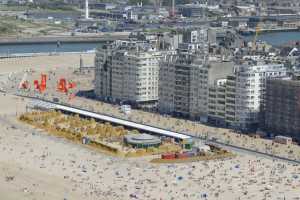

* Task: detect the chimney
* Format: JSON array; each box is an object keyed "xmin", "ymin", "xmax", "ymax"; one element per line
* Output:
[
  {"xmin": 85, "ymin": 0, "xmax": 89, "ymax": 19},
  {"xmin": 172, "ymin": 0, "xmax": 175, "ymax": 17}
]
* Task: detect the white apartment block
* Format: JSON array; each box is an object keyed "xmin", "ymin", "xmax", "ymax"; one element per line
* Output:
[
  {"xmin": 234, "ymin": 61, "xmax": 287, "ymax": 129},
  {"xmin": 208, "ymin": 59, "xmax": 288, "ymax": 130},
  {"xmin": 95, "ymin": 40, "xmax": 168, "ymax": 108}
]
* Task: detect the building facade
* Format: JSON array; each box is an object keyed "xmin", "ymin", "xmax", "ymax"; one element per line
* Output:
[
  {"xmin": 158, "ymin": 36, "xmax": 235, "ymax": 122},
  {"xmin": 206, "ymin": 58, "xmax": 288, "ymax": 130},
  {"xmin": 178, "ymin": 5, "xmax": 206, "ymax": 18},
  {"xmin": 158, "ymin": 43, "xmax": 208, "ymax": 120},
  {"xmin": 208, "ymin": 79, "xmax": 227, "ymax": 126},
  {"xmin": 234, "ymin": 61, "xmax": 287, "ymax": 130},
  {"xmin": 95, "ymin": 40, "xmax": 168, "ymax": 108},
  {"xmin": 265, "ymin": 78, "xmax": 300, "ymax": 141},
  {"xmin": 207, "ymin": 66, "xmax": 238, "ymax": 127},
  {"xmin": 182, "ymin": 29, "xmax": 208, "ymax": 44}
]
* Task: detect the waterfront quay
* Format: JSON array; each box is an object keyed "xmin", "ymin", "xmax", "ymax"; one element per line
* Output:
[{"xmin": 0, "ymin": 33, "xmax": 129, "ymax": 45}]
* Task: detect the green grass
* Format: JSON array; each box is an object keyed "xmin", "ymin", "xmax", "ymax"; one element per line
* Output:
[
  {"xmin": 0, "ymin": 5, "xmax": 29, "ymax": 11},
  {"xmin": 0, "ymin": 17, "xmax": 21, "ymax": 36},
  {"xmin": 0, "ymin": 15, "xmax": 71, "ymax": 36}
]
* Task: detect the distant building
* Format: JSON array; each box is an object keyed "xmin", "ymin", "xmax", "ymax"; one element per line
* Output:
[
  {"xmin": 178, "ymin": 4, "xmax": 206, "ymax": 18},
  {"xmin": 0, "ymin": 0, "xmax": 8, "ymax": 4},
  {"xmin": 75, "ymin": 18, "xmax": 100, "ymax": 31},
  {"xmin": 162, "ymin": 33, "xmax": 183, "ymax": 50},
  {"xmin": 265, "ymin": 78, "xmax": 300, "ymax": 141},
  {"xmin": 182, "ymin": 29, "xmax": 208, "ymax": 44},
  {"xmin": 157, "ymin": 7, "xmax": 169, "ymax": 17},
  {"xmin": 124, "ymin": 10, "xmax": 138, "ymax": 21}
]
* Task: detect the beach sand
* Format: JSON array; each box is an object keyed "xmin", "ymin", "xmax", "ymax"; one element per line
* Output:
[
  {"xmin": 0, "ymin": 93, "xmax": 299, "ymax": 200},
  {"xmin": 0, "ymin": 53, "xmax": 94, "ymax": 74}
]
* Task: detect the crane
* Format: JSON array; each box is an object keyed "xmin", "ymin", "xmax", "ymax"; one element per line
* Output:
[{"xmin": 252, "ymin": 22, "xmax": 261, "ymax": 51}]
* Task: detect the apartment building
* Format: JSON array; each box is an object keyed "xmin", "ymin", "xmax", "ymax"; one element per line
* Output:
[
  {"xmin": 207, "ymin": 58, "xmax": 288, "ymax": 130},
  {"xmin": 159, "ymin": 40, "xmax": 234, "ymax": 121},
  {"xmin": 206, "ymin": 63, "xmax": 236, "ymax": 126},
  {"xmin": 158, "ymin": 53, "xmax": 176, "ymax": 114},
  {"xmin": 95, "ymin": 39, "xmax": 170, "ymax": 108},
  {"xmin": 158, "ymin": 43, "xmax": 208, "ymax": 120},
  {"xmin": 234, "ymin": 59, "xmax": 287, "ymax": 130},
  {"xmin": 224, "ymin": 75, "xmax": 237, "ymax": 126},
  {"xmin": 265, "ymin": 78, "xmax": 300, "ymax": 141},
  {"xmin": 182, "ymin": 29, "xmax": 208, "ymax": 44},
  {"xmin": 208, "ymin": 79, "xmax": 227, "ymax": 126},
  {"xmin": 208, "ymin": 75, "xmax": 238, "ymax": 127}
]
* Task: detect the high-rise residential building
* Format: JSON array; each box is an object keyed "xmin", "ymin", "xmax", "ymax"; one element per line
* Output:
[
  {"xmin": 205, "ymin": 63, "xmax": 238, "ymax": 126},
  {"xmin": 178, "ymin": 4, "xmax": 206, "ymax": 18},
  {"xmin": 224, "ymin": 75, "xmax": 237, "ymax": 126},
  {"xmin": 95, "ymin": 39, "xmax": 171, "ymax": 108},
  {"xmin": 158, "ymin": 39, "xmax": 234, "ymax": 121},
  {"xmin": 265, "ymin": 77, "xmax": 300, "ymax": 141},
  {"xmin": 207, "ymin": 58, "xmax": 288, "ymax": 130},
  {"xmin": 158, "ymin": 43, "xmax": 208, "ymax": 120},
  {"xmin": 233, "ymin": 59, "xmax": 287, "ymax": 130},
  {"xmin": 208, "ymin": 79, "xmax": 227, "ymax": 126},
  {"xmin": 208, "ymin": 75, "xmax": 238, "ymax": 127},
  {"xmin": 158, "ymin": 28, "xmax": 210, "ymax": 119}
]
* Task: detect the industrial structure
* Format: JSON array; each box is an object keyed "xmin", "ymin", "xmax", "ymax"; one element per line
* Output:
[{"xmin": 85, "ymin": 0, "xmax": 89, "ymax": 19}]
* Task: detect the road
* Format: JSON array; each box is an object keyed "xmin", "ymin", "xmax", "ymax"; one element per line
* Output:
[{"xmin": 190, "ymin": 135, "xmax": 300, "ymax": 165}]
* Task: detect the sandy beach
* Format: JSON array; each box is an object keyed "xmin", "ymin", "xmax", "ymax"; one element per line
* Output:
[
  {"xmin": 0, "ymin": 96, "xmax": 299, "ymax": 199},
  {"xmin": 0, "ymin": 55, "xmax": 300, "ymax": 199},
  {"xmin": 0, "ymin": 53, "xmax": 94, "ymax": 73}
]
